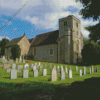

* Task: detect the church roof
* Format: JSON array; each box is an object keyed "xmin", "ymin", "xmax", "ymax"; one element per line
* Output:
[
  {"xmin": 28, "ymin": 38, "xmax": 34, "ymax": 43},
  {"xmin": 31, "ymin": 30, "xmax": 59, "ymax": 46},
  {"xmin": 5, "ymin": 35, "xmax": 24, "ymax": 48}
]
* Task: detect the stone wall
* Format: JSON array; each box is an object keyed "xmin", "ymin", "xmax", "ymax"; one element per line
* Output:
[{"xmin": 29, "ymin": 44, "xmax": 58, "ymax": 63}]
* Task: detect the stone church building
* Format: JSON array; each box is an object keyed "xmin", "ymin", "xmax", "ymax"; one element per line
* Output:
[{"xmin": 5, "ymin": 15, "xmax": 83, "ymax": 64}]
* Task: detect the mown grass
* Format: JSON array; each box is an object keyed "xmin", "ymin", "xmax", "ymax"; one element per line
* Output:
[{"xmin": 0, "ymin": 59, "xmax": 100, "ymax": 99}]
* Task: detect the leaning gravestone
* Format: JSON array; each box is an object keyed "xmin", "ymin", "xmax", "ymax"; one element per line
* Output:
[
  {"xmin": 76, "ymin": 66, "xmax": 78, "ymax": 71},
  {"xmin": 43, "ymin": 69, "xmax": 47, "ymax": 76},
  {"xmin": 68, "ymin": 70, "xmax": 72, "ymax": 78},
  {"xmin": 12, "ymin": 63, "xmax": 16, "ymax": 69},
  {"xmin": 65, "ymin": 67, "xmax": 68, "ymax": 73},
  {"xmin": 34, "ymin": 70, "xmax": 38, "ymax": 77},
  {"xmin": 61, "ymin": 71, "xmax": 65, "ymax": 80},
  {"xmin": 51, "ymin": 68, "xmax": 57, "ymax": 82},
  {"xmin": 23, "ymin": 70, "xmax": 28, "ymax": 78},
  {"xmin": 10, "ymin": 69, "xmax": 17, "ymax": 79},
  {"xmin": 89, "ymin": 67, "xmax": 92, "ymax": 74},
  {"xmin": 7, "ymin": 68, "xmax": 11, "ymax": 73},
  {"xmin": 79, "ymin": 69, "xmax": 82, "ymax": 76},
  {"xmin": 3, "ymin": 64, "xmax": 10, "ymax": 69},
  {"xmin": 83, "ymin": 67, "xmax": 86, "ymax": 75}
]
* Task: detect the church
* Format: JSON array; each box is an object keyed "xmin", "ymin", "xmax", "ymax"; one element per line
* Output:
[{"xmin": 5, "ymin": 15, "xmax": 83, "ymax": 64}]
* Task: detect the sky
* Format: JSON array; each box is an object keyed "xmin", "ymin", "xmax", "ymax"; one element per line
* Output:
[{"xmin": 0, "ymin": 0, "xmax": 99, "ymax": 41}]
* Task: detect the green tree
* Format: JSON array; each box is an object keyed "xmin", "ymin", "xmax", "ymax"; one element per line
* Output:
[
  {"xmin": 75, "ymin": 0, "xmax": 100, "ymax": 42},
  {"xmin": 1, "ymin": 47, "xmax": 5, "ymax": 56},
  {"xmin": 1, "ymin": 38, "xmax": 9, "ymax": 47},
  {"xmin": 11, "ymin": 44, "xmax": 21, "ymax": 60},
  {"xmin": 83, "ymin": 37, "xmax": 89, "ymax": 45},
  {"xmin": 81, "ymin": 40, "xmax": 100, "ymax": 65}
]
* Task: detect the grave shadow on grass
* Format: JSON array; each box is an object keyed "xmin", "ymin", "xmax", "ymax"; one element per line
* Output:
[{"xmin": 0, "ymin": 77, "xmax": 100, "ymax": 100}]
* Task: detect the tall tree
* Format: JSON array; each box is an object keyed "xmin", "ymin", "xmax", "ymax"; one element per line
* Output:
[{"xmin": 75, "ymin": 0, "xmax": 100, "ymax": 41}]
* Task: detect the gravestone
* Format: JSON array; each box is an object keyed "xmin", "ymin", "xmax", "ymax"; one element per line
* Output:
[
  {"xmin": 9, "ymin": 59, "xmax": 13, "ymax": 64},
  {"xmin": 61, "ymin": 66, "xmax": 63, "ymax": 72},
  {"xmin": 91, "ymin": 66, "xmax": 94, "ymax": 73},
  {"xmin": 16, "ymin": 58, "xmax": 18, "ymax": 63},
  {"xmin": 39, "ymin": 65, "xmax": 43, "ymax": 71},
  {"xmin": 19, "ymin": 56, "xmax": 22, "ymax": 62},
  {"xmin": 23, "ymin": 60, "xmax": 25, "ymax": 63},
  {"xmin": 2, "ymin": 56, "xmax": 5, "ymax": 59},
  {"xmin": 43, "ymin": 69, "xmax": 47, "ymax": 76},
  {"xmin": 57, "ymin": 66, "xmax": 59, "ymax": 69},
  {"xmin": 17, "ymin": 65, "xmax": 23, "ymax": 72},
  {"xmin": 7, "ymin": 68, "xmax": 11, "ymax": 73},
  {"xmin": 76, "ymin": 66, "xmax": 78, "ymax": 71},
  {"xmin": 79, "ymin": 69, "xmax": 82, "ymax": 76},
  {"xmin": 51, "ymin": 68, "xmax": 57, "ymax": 82},
  {"xmin": 61, "ymin": 71, "xmax": 65, "ymax": 80},
  {"xmin": 23, "ymin": 70, "xmax": 28, "ymax": 78},
  {"xmin": 45, "ymin": 64, "xmax": 47, "ymax": 68},
  {"xmin": 34, "ymin": 70, "xmax": 38, "ymax": 77},
  {"xmin": 24, "ymin": 63, "xmax": 29, "ymax": 69},
  {"xmin": 33, "ymin": 66, "xmax": 36, "ymax": 71},
  {"xmin": 10, "ymin": 69, "xmax": 17, "ymax": 79},
  {"xmin": 39, "ymin": 62, "xmax": 41, "ymax": 66},
  {"xmin": 54, "ymin": 65, "xmax": 56, "ymax": 69},
  {"xmin": 31, "ymin": 64, "xmax": 34, "ymax": 68},
  {"xmin": 3, "ymin": 64, "xmax": 10, "ymax": 69},
  {"xmin": 83, "ymin": 67, "xmax": 86, "ymax": 75},
  {"xmin": 2, "ymin": 59, "xmax": 8, "ymax": 63},
  {"xmin": 89, "ymin": 67, "xmax": 92, "ymax": 74},
  {"xmin": 57, "ymin": 68, "xmax": 60, "ymax": 74},
  {"xmin": 65, "ymin": 67, "xmax": 68, "ymax": 73},
  {"xmin": 68, "ymin": 70, "xmax": 72, "ymax": 78},
  {"xmin": 12, "ymin": 63, "xmax": 16, "ymax": 69}
]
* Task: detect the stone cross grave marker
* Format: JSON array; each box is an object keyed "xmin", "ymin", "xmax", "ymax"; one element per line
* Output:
[
  {"xmin": 10, "ymin": 69, "xmax": 17, "ymax": 79},
  {"xmin": 51, "ymin": 68, "xmax": 57, "ymax": 82},
  {"xmin": 68, "ymin": 70, "xmax": 72, "ymax": 78},
  {"xmin": 23, "ymin": 69, "xmax": 28, "ymax": 78},
  {"xmin": 34, "ymin": 70, "xmax": 38, "ymax": 77},
  {"xmin": 43, "ymin": 69, "xmax": 47, "ymax": 76},
  {"xmin": 12, "ymin": 63, "xmax": 16, "ymax": 69},
  {"xmin": 65, "ymin": 67, "xmax": 68, "ymax": 73},
  {"xmin": 76, "ymin": 66, "xmax": 78, "ymax": 71},
  {"xmin": 79, "ymin": 69, "xmax": 82, "ymax": 76},
  {"xmin": 89, "ymin": 67, "xmax": 92, "ymax": 74},
  {"xmin": 83, "ymin": 67, "xmax": 86, "ymax": 75},
  {"xmin": 61, "ymin": 71, "xmax": 65, "ymax": 80}
]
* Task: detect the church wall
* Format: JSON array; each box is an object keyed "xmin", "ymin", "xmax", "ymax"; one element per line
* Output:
[{"xmin": 30, "ymin": 44, "xmax": 58, "ymax": 63}]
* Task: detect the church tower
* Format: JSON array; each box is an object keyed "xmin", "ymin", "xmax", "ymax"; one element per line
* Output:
[{"xmin": 58, "ymin": 15, "xmax": 83, "ymax": 64}]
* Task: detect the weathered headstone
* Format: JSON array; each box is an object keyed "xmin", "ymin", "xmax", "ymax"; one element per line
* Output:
[
  {"xmin": 9, "ymin": 59, "xmax": 13, "ymax": 64},
  {"xmin": 34, "ymin": 70, "xmax": 38, "ymax": 77},
  {"xmin": 51, "ymin": 68, "xmax": 57, "ymax": 82},
  {"xmin": 79, "ymin": 69, "xmax": 82, "ymax": 76},
  {"xmin": 3, "ymin": 64, "xmax": 10, "ymax": 69},
  {"xmin": 65, "ymin": 67, "xmax": 68, "ymax": 73},
  {"xmin": 7, "ymin": 68, "xmax": 11, "ymax": 73},
  {"xmin": 83, "ymin": 67, "xmax": 86, "ymax": 75},
  {"xmin": 49, "ymin": 63, "xmax": 52, "ymax": 67},
  {"xmin": 12, "ymin": 63, "xmax": 16, "ymax": 69},
  {"xmin": 33, "ymin": 66, "xmax": 36, "ymax": 71},
  {"xmin": 57, "ymin": 66, "xmax": 59, "ymax": 69},
  {"xmin": 24, "ymin": 63, "xmax": 29, "ymax": 69},
  {"xmin": 16, "ymin": 58, "xmax": 18, "ymax": 63},
  {"xmin": 10, "ymin": 69, "xmax": 17, "ymax": 79},
  {"xmin": 61, "ymin": 71, "xmax": 65, "ymax": 80},
  {"xmin": 57, "ymin": 68, "xmax": 60, "ymax": 74},
  {"xmin": 76, "ymin": 66, "xmax": 78, "ymax": 71},
  {"xmin": 91, "ymin": 66, "xmax": 94, "ymax": 73},
  {"xmin": 89, "ymin": 67, "xmax": 92, "ymax": 74},
  {"xmin": 61, "ymin": 66, "xmax": 63, "ymax": 72},
  {"xmin": 68, "ymin": 70, "xmax": 72, "ymax": 78},
  {"xmin": 2, "ymin": 59, "xmax": 8, "ymax": 63},
  {"xmin": 39, "ymin": 65, "xmax": 43, "ymax": 71},
  {"xmin": 43, "ymin": 69, "xmax": 47, "ymax": 76},
  {"xmin": 23, "ymin": 70, "xmax": 28, "ymax": 78},
  {"xmin": 2, "ymin": 56, "xmax": 5, "ymax": 59},
  {"xmin": 17, "ymin": 65, "xmax": 23, "ymax": 72},
  {"xmin": 39, "ymin": 62, "xmax": 41, "ymax": 66}
]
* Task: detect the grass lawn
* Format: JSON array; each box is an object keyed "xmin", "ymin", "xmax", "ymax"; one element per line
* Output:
[{"xmin": 0, "ymin": 59, "xmax": 100, "ymax": 100}]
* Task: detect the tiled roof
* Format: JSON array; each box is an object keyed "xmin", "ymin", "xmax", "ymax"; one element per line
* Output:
[
  {"xmin": 5, "ymin": 35, "xmax": 24, "ymax": 48},
  {"xmin": 28, "ymin": 38, "xmax": 34, "ymax": 43},
  {"xmin": 31, "ymin": 30, "xmax": 59, "ymax": 46}
]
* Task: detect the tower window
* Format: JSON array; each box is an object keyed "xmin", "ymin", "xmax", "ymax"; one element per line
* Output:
[
  {"xmin": 64, "ymin": 21, "xmax": 67, "ymax": 26},
  {"xmin": 76, "ymin": 22, "xmax": 78, "ymax": 27}
]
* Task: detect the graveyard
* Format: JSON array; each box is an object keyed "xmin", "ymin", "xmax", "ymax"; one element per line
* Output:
[{"xmin": 0, "ymin": 58, "xmax": 100, "ymax": 100}]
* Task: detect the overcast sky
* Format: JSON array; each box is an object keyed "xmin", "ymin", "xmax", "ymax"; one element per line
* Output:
[{"xmin": 0, "ymin": 0, "xmax": 99, "ymax": 41}]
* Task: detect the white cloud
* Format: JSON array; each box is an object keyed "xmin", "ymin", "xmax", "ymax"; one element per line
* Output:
[{"xmin": 0, "ymin": 36, "xmax": 10, "ymax": 41}]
